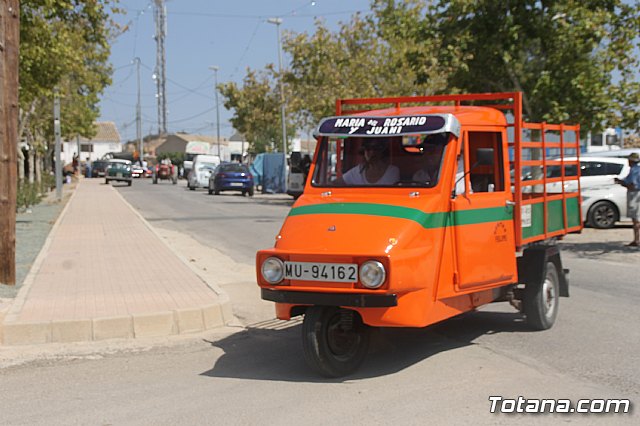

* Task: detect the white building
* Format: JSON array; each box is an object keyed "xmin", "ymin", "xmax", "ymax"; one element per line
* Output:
[
  {"xmin": 584, "ymin": 128, "xmax": 621, "ymax": 153},
  {"xmin": 62, "ymin": 122, "xmax": 121, "ymax": 164}
]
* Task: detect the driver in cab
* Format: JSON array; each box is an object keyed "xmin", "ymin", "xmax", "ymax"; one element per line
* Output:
[{"xmin": 342, "ymin": 139, "xmax": 400, "ymax": 185}]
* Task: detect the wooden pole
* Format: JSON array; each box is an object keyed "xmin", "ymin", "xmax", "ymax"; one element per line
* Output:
[{"xmin": 0, "ymin": 0, "xmax": 19, "ymax": 286}]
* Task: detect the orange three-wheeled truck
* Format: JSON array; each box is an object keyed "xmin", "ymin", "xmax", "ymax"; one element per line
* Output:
[{"xmin": 256, "ymin": 92, "xmax": 582, "ymax": 377}]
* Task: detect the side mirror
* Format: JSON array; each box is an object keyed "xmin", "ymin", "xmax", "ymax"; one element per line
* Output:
[{"xmin": 476, "ymin": 148, "xmax": 494, "ymax": 166}]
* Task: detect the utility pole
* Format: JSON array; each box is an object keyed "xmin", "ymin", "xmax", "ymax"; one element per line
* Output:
[
  {"xmin": 0, "ymin": 0, "xmax": 19, "ymax": 286},
  {"xmin": 209, "ymin": 66, "xmax": 221, "ymax": 159},
  {"xmin": 54, "ymin": 90, "xmax": 62, "ymax": 201},
  {"xmin": 76, "ymin": 135, "xmax": 80, "ymax": 174},
  {"xmin": 267, "ymin": 17, "xmax": 288, "ymax": 192},
  {"xmin": 135, "ymin": 57, "xmax": 143, "ymax": 163},
  {"xmin": 154, "ymin": 0, "xmax": 167, "ymax": 135}
]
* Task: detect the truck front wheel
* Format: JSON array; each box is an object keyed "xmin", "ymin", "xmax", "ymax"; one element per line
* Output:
[
  {"xmin": 523, "ymin": 261, "xmax": 559, "ymax": 330},
  {"xmin": 302, "ymin": 306, "xmax": 370, "ymax": 378}
]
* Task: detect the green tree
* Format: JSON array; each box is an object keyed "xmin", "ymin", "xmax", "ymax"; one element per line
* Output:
[
  {"xmin": 284, "ymin": 2, "xmax": 451, "ymax": 130},
  {"xmin": 219, "ymin": 66, "xmax": 295, "ymax": 154},
  {"xmin": 19, "ymin": 0, "xmax": 119, "ymax": 181},
  {"xmin": 224, "ymin": 0, "xmax": 639, "ymax": 141},
  {"xmin": 432, "ymin": 0, "xmax": 640, "ymax": 132}
]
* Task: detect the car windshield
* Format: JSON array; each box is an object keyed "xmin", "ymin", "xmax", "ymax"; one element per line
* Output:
[
  {"xmin": 199, "ymin": 162, "xmax": 218, "ymax": 170},
  {"xmin": 219, "ymin": 164, "xmax": 248, "ymax": 173},
  {"xmin": 311, "ymin": 133, "xmax": 450, "ymax": 188},
  {"xmin": 108, "ymin": 162, "xmax": 129, "ymax": 170}
]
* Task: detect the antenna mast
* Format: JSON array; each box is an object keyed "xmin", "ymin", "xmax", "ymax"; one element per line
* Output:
[{"xmin": 154, "ymin": 0, "xmax": 167, "ymax": 134}]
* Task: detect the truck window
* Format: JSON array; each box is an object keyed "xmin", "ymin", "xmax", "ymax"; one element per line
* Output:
[
  {"xmin": 312, "ymin": 133, "xmax": 450, "ymax": 188},
  {"xmin": 467, "ymin": 131, "xmax": 504, "ymax": 193}
]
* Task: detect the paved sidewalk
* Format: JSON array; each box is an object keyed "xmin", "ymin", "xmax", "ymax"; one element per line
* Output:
[{"xmin": 0, "ymin": 179, "xmax": 232, "ymax": 345}]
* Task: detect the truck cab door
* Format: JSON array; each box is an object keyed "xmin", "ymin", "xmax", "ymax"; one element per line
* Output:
[{"xmin": 450, "ymin": 130, "xmax": 517, "ymax": 290}]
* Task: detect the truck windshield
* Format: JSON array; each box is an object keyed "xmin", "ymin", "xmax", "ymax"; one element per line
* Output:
[{"xmin": 311, "ymin": 133, "xmax": 450, "ymax": 188}]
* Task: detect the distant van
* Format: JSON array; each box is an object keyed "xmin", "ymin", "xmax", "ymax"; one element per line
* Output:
[{"xmin": 187, "ymin": 154, "xmax": 221, "ymax": 190}]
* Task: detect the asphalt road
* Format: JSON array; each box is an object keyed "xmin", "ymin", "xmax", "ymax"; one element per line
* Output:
[{"xmin": 0, "ymin": 179, "xmax": 637, "ymax": 425}]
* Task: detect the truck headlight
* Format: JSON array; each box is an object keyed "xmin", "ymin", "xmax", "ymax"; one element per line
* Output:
[
  {"xmin": 359, "ymin": 260, "xmax": 386, "ymax": 289},
  {"xmin": 261, "ymin": 257, "xmax": 284, "ymax": 284}
]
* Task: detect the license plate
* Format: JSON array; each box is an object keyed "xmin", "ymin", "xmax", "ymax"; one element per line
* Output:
[
  {"xmin": 284, "ymin": 261, "xmax": 358, "ymax": 283},
  {"xmin": 117, "ymin": 173, "xmax": 122, "ymax": 178},
  {"xmin": 230, "ymin": 182, "xmax": 243, "ymax": 187}
]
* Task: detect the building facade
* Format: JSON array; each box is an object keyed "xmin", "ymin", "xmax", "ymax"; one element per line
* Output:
[{"xmin": 62, "ymin": 122, "xmax": 121, "ymax": 164}]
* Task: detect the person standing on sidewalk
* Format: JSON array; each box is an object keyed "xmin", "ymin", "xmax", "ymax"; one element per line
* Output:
[{"xmin": 615, "ymin": 152, "xmax": 640, "ymax": 246}]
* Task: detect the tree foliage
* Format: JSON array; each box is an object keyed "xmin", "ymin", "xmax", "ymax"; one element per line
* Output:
[
  {"xmin": 20, "ymin": 0, "xmax": 119, "ymax": 154},
  {"xmin": 284, "ymin": 1, "xmax": 453, "ymax": 130},
  {"xmin": 431, "ymin": 0, "xmax": 640, "ymax": 132},
  {"xmin": 219, "ymin": 66, "xmax": 295, "ymax": 154},
  {"xmin": 220, "ymin": 0, "xmax": 639, "ymax": 140}
]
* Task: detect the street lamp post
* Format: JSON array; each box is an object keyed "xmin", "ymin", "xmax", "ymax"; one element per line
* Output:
[
  {"xmin": 267, "ymin": 17, "xmax": 287, "ymax": 192},
  {"xmin": 209, "ymin": 66, "xmax": 221, "ymax": 160},
  {"xmin": 135, "ymin": 57, "xmax": 143, "ymax": 165}
]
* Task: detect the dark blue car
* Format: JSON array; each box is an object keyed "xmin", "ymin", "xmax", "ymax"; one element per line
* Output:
[{"xmin": 208, "ymin": 163, "xmax": 255, "ymax": 196}]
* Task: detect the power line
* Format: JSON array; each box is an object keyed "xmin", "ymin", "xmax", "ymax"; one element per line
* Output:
[
  {"xmin": 113, "ymin": 62, "xmax": 135, "ymax": 72},
  {"xmin": 229, "ymin": 20, "xmax": 263, "ymax": 80},
  {"xmin": 168, "ymin": 106, "xmax": 216, "ymax": 124},
  {"xmin": 169, "ymin": 74, "xmax": 214, "ymax": 104},
  {"xmin": 152, "ymin": 9, "xmax": 364, "ymax": 19},
  {"xmin": 102, "ymin": 95, "xmax": 156, "ymax": 109},
  {"xmin": 138, "ymin": 61, "xmax": 213, "ymax": 101},
  {"xmin": 281, "ymin": 0, "xmax": 318, "ymax": 18},
  {"xmin": 132, "ymin": 1, "xmax": 154, "ymax": 58},
  {"xmin": 109, "ymin": 65, "xmax": 135, "ymax": 90}
]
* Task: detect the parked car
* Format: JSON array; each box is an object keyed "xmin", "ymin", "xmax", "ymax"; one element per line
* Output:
[
  {"xmin": 581, "ymin": 148, "xmax": 640, "ymax": 159},
  {"xmin": 105, "ymin": 159, "xmax": 132, "ymax": 186},
  {"xmin": 581, "ymin": 185, "xmax": 628, "ymax": 229},
  {"xmin": 90, "ymin": 160, "xmax": 109, "ymax": 178},
  {"xmin": 546, "ymin": 156, "xmax": 630, "ymax": 229},
  {"xmin": 188, "ymin": 154, "xmax": 220, "ymax": 190},
  {"xmin": 209, "ymin": 162, "xmax": 254, "ymax": 196},
  {"xmin": 131, "ymin": 164, "xmax": 145, "ymax": 178}
]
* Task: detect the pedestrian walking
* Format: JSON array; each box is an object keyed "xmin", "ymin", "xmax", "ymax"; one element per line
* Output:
[
  {"xmin": 72, "ymin": 154, "xmax": 79, "ymax": 176},
  {"xmin": 615, "ymin": 152, "xmax": 640, "ymax": 246}
]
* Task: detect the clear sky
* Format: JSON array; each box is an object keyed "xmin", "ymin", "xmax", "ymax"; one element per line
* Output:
[{"xmin": 99, "ymin": 0, "xmax": 373, "ymax": 143}]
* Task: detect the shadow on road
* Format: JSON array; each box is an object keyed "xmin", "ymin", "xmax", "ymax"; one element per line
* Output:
[
  {"xmin": 251, "ymin": 197, "xmax": 295, "ymax": 208},
  {"xmin": 559, "ymin": 241, "xmax": 638, "ymax": 256},
  {"xmin": 200, "ymin": 308, "xmax": 532, "ymax": 383},
  {"xmin": 191, "ymin": 190, "xmax": 296, "ymax": 207}
]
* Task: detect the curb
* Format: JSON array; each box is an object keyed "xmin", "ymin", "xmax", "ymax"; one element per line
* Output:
[
  {"xmin": 111, "ymin": 185, "xmax": 235, "ymax": 319},
  {"xmin": 0, "ymin": 183, "xmax": 235, "ymax": 346},
  {"xmin": 0, "ymin": 187, "xmax": 78, "ymax": 344},
  {"xmin": 1, "ymin": 305, "xmax": 230, "ymax": 345}
]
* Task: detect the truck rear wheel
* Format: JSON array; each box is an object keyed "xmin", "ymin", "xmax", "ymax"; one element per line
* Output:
[
  {"xmin": 523, "ymin": 261, "xmax": 559, "ymax": 330},
  {"xmin": 302, "ymin": 306, "xmax": 370, "ymax": 378}
]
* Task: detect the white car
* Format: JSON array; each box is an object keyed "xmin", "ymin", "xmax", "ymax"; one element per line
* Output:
[
  {"xmin": 546, "ymin": 156, "xmax": 630, "ymax": 229},
  {"xmin": 581, "ymin": 185, "xmax": 628, "ymax": 229},
  {"xmin": 187, "ymin": 154, "xmax": 220, "ymax": 190}
]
